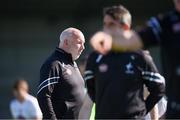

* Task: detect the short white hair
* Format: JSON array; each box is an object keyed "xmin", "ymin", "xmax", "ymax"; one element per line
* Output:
[{"xmin": 59, "ymin": 27, "xmax": 84, "ymax": 46}]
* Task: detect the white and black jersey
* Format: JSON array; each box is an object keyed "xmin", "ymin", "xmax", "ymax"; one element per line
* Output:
[
  {"xmin": 85, "ymin": 50, "xmax": 165, "ymax": 119},
  {"xmin": 37, "ymin": 47, "xmax": 85, "ymax": 119}
]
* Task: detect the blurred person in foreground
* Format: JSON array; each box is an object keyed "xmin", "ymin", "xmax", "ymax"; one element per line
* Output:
[
  {"xmin": 10, "ymin": 78, "xmax": 42, "ymax": 119},
  {"xmin": 93, "ymin": 0, "xmax": 180, "ymax": 118},
  {"xmin": 84, "ymin": 5, "xmax": 165, "ymax": 119},
  {"xmin": 37, "ymin": 27, "xmax": 86, "ymax": 119}
]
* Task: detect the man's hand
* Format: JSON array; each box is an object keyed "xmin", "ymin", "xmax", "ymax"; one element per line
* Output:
[{"xmin": 90, "ymin": 31, "xmax": 112, "ymax": 55}]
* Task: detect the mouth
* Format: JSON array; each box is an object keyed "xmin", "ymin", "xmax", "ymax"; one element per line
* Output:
[
  {"xmin": 79, "ymin": 50, "xmax": 83, "ymax": 54},
  {"xmin": 78, "ymin": 52, "xmax": 82, "ymax": 55}
]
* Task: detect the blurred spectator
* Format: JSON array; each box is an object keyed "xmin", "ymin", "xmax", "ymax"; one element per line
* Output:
[{"xmin": 10, "ymin": 78, "xmax": 42, "ymax": 119}]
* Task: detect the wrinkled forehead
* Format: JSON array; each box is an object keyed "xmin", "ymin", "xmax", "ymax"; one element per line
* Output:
[{"xmin": 72, "ymin": 30, "xmax": 85, "ymax": 42}]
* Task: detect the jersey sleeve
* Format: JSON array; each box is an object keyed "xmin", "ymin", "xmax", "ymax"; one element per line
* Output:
[
  {"xmin": 37, "ymin": 61, "xmax": 61, "ymax": 119},
  {"xmin": 141, "ymin": 51, "xmax": 165, "ymax": 113}
]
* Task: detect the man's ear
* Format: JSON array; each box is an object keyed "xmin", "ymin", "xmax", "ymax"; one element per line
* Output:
[{"xmin": 63, "ymin": 39, "xmax": 68, "ymax": 47}]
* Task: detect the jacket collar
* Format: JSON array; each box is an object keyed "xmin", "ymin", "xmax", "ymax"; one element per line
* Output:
[{"xmin": 55, "ymin": 47, "xmax": 74, "ymax": 63}]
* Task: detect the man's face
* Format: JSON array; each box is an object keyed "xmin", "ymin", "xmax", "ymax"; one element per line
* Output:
[
  {"xmin": 67, "ymin": 34, "xmax": 85, "ymax": 60},
  {"xmin": 174, "ymin": 0, "xmax": 180, "ymax": 12},
  {"xmin": 103, "ymin": 15, "xmax": 122, "ymax": 35}
]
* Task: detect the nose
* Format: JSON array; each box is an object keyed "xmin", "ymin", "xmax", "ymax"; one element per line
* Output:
[{"xmin": 81, "ymin": 44, "xmax": 85, "ymax": 51}]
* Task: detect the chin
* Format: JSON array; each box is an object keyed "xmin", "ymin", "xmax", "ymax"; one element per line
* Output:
[{"xmin": 73, "ymin": 55, "xmax": 80, "ymax": 60}]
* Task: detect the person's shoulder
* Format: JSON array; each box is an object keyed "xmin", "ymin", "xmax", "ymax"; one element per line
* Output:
[
  {"xmin": 87, "ymin": 51, "xmax": 103, "ymax": 63},
  {"xmin": 26, "ymin": 94, "xmax": 37, "ymax": 101},
  {"xmin": 51, "ymin": 60, "xmax": 62, "ymax": 68},
  {"xmin": 40, "ymin": 56, "xmax": 52, "ymax": 71},
  {"xmin": 133, "ymin": 50, "xmax": 153, "ymax": 61},
  {"xmin": 10, "ymin": 99, "xmax": 18, "ymax": 108},
  {"xmin": 40, "ymin": 50, "xmax": 59, "ymax": 68},
  {"xmin": 26, "ymin": 94, "xmax": 39, "ymax": 106},
  {"xmin": 130, "ymin": 50, "xmax": 144, "ymax": 57},
  {"xmin": 41, "ymin": 59, "xmax": 61, "ymax": 72},
  {"xmin": 87, "ymin": 51, "xmax": 100, "ymax": 60},
  {"xmin": 89, "ymin": 51, "xmax": 100, "ymax": 57}
]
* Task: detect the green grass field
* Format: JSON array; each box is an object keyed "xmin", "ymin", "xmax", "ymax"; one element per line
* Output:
[{"xmin": 90, "ymin": 104, "xmax": 95, "ymax": 120}]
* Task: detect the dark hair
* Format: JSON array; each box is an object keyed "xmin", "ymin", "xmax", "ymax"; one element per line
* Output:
[
  {"xmin": 103, "ymin": 5, "xmax": 131, "ymax": 26},
  {"xmin": 13, "ymin": 78, "xmax": 28, "ymax": 91}
]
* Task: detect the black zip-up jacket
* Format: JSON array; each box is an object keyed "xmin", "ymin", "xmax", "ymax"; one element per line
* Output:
[
  {"xmin": 84, "ymin": 50, "xmax": 165, "ymax": 119},
  {"xmin": 37, "ymin": 47, "xmax": 85, "ymax": 119}
]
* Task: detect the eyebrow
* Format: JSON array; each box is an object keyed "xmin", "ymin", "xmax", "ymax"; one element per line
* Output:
[{"xmin": 77, "ymin": 39, "xmax": 84, "ymax": 43}]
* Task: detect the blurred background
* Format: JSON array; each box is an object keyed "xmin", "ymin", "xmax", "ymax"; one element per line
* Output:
[{"xmin": 0, "ymin": 0, "xmax": 172, "ymax": 118}]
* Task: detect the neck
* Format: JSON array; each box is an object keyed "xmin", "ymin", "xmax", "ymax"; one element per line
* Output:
[{"xmin": 17, "ymin": 95, "xmax": 27, "ymax": 103}]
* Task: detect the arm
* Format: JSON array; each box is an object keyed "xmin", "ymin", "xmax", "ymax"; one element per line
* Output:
[
  {"xmin": 142, "ymin": 51, "xmax": 165, "ymax": 113},
  {"xmin": 37, "ymin": 62, "xmax": 61, "ymax": 119}
]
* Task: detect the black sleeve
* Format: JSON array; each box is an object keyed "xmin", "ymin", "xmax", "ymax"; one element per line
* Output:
[
  {"xmin": 84, "ymin": 52, "xmax": 98, "ymax": 102},
  {"xmin": 37, "ymin": 61, "xmax": 61, "ymax": 119},
  {"xmin": 137, "ymin": 16, "xmax": 163, "ymax": 48},
  {"xmin": 141, "ymin": 51, "xmax": 165, "ymax": 113}
]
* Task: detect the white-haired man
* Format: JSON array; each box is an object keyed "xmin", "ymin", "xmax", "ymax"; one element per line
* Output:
[{"xmin": 37, "ymin": 27, "xmax": 86, "ymax": 119}]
